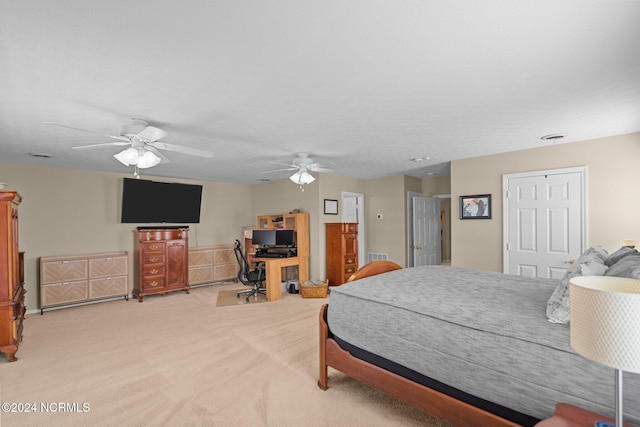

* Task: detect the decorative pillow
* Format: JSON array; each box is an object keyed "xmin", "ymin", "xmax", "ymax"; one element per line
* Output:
[
  {"xmin": 605, "ymin": 245, "xmax": 638, "ymax": 267},
  {"xmin": 546, "ymin": 246, "xmax": 608, "ymax": 324},
  {"xmin": 605, "ymin": 252, "xmax": 640, "ymax": 279}
]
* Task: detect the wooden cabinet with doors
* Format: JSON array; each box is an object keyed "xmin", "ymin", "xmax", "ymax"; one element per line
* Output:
[
  {"xmin": 325, "ymin": 222, "xmax": 358, "ymax": 286},
  {"xmin": 0, "ymin": 191, "xmax": 25, "ymax": 362},
  {"xmin": 134, "ymin": 227, "xmax": 189, "ymax": 302}
]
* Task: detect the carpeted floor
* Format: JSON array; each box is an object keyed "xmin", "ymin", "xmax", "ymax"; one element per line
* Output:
[{"xmin": 1, "ymin": 283, "xmax": 452, "ymax": 427}]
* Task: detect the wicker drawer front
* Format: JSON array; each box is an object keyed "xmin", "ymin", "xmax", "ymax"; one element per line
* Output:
[
  {"xmin": 42, "ymin": 259, "xmax": 88, "ymax": 284},
  {"xmin": 42, "ymin": 281, "xmax": 89, "ymax": 307},
  {"xmin": 214, "ymin": 263, "xmax": 237, "ymax": 281},
  {"xmin": 213, "ymin": 248, "xmax": 235, "ymax": 264},
  {"xmin": 89, "ymin": 276, "xmax": 128, "ymax": 299},
  {"xmin": 189, "ymin": 249, "xmax": 213, "ymax": 267},
  {"xmin": 90, "ymin": 256, "xmax": 127, "ymax": 278},
  {"xmin": 189, "ymin": 266, "xmax": 213, "ymax": 285}
]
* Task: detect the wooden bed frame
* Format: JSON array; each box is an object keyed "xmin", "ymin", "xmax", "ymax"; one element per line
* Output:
[{"xmin": 317, "ymin": 261, "xmax": 523, "ymax": 427}]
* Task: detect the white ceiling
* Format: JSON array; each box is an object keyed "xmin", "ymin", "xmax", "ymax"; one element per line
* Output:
[{"xmin": 1, "ymin": 1, "xmax": 639, "ymax": 184}]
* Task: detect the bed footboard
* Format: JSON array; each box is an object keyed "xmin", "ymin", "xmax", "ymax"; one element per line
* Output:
[{"xmin": 318, "ymin": 303, "xmax": 522, "ymax": 427}]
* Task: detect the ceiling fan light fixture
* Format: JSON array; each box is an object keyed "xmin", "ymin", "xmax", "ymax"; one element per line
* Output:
[
  {"xmin": 137, "ymin": 149, "xmax": 161, "ymax": 168},
  {"xmin": 290, "ymin": 170, "xmax": 315, "ymax": 185},
  {"xmin": 114, "ymin": 147, "xmax": 139, "ymax": 166}
]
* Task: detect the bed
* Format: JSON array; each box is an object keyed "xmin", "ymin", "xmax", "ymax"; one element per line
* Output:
[{"xmin": 318, "ymin": 259, "xmax": 640, "ymax": 426}]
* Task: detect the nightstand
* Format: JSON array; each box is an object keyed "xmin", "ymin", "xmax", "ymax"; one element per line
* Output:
[{"xmin": 536, "ymin": 403, "xmax": 632, "ymax": 427}]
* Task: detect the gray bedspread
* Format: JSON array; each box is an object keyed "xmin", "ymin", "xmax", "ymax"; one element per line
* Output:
[{"xmin": 327, "ymin": 265, "xmax": 640, "ymax": 423}]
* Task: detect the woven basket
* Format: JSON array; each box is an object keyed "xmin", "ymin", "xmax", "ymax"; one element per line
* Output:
[{"xmin": 300, "ymin": 279, "xmax": 329, "ymax": 298}]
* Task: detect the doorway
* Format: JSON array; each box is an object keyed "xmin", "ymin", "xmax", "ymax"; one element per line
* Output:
[{"xmin": 503, "ymin": 166, "xmax": 587, "ymax": 278}]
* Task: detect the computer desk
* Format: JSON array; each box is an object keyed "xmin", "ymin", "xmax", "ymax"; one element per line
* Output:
[{"xmin": 253, "ymin": 255, "xmax": 309, "ymax": 301}]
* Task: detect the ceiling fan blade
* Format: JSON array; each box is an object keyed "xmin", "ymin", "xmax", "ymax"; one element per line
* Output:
[
  {"xmin": 136, "ymin": 126, "xmax": 168, "ymax": 142},
  {"xmin": 148, "ymin": 142, "xmax": 214, "ymax": 158},
  {"xmin": 44, "ymin": 122, "xmax": 109, "ymax": 135},
  {"xmin": 72, "ymin": 142, "xmax": 130, "ymax": 149},
  {"xmin": 268, "ymin": 161, "xmax": 297, "ymax": 168},
  {"xmin": 261, "ymin": 168, "xmax": 297, "ymax": 174},
  {"xmin": 146, "ymin": 146, "xmax": 170, "ymax": 164}
]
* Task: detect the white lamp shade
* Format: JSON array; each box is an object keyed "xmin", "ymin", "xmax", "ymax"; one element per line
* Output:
[
  {"xmin": 113, "ymin": 147, "xmax": 161, "ymax": 169},
  {"xmin": 114, "ymin": 147, "xmax": 140, "ymax": 166},
  {"xmin": 136, "ymin": 150, "xmax": 161, "ymax": 168},
  {"xmin": 290, "ymin": 170, "xmax": 315, "ymax": 185},
  {"xmin": 570, "ymin": 276, "xmax": 640, "ymax": 373}
]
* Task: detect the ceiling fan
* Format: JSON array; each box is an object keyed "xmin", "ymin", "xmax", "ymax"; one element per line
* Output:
[
  {"xmin": 262, "ymin": 153, "xmax": 336, "ymax": 189},
  {"xmin": 44, "ymin": 118, "xmax": 214, "ymax": 175}
]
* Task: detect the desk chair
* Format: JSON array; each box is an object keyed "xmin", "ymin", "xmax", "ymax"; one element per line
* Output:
[{"xmin": 233, "ymin": 239, "xmax": 267, "ymax": 301}]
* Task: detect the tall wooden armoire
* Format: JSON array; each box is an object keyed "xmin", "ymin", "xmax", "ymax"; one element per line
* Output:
[
  {"xmin": 325, "ymin": 222, "xmax": 358, "ymax": 286},
  {"xmin": 0, "ymin": 191, "xmax": 25, "ymax": 362}
]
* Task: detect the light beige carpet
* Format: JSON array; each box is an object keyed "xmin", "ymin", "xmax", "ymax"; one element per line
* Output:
[
  {"xmin": 1, "ymin": 283, "xmax": 452, "ymax": 427},
  {"xmin": 216, "ymin": 288, "xmax": 269, "ymax": 307}
]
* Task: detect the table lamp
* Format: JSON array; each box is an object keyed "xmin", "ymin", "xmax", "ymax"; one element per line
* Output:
[{"xmin": 570, "ymin": 276, "xmax": 640, "ymax": 426}]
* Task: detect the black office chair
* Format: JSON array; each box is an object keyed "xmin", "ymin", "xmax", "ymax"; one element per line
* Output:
[{"xmin": 234, "ymin": 239, "xmax": 267, "ymax": 301}]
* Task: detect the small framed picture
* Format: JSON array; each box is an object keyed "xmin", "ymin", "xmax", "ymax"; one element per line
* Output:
[
  {"xmin": 460, "ymin": 194, "xmax": 491, "ymax": 219},
  {"xmin": 324, "ymin": 199, "xmax": 338, "ymax": 215}
]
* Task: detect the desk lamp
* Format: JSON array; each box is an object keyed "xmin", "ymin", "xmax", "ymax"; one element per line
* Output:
[{"xmin": 570, "ymin": 276, "xmax": 640, "ymax": 426}]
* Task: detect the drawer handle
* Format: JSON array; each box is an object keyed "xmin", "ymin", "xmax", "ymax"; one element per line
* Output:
[
  {"xmin": 150, "ymin": 269, "xmax": 158, "ymax": 274},
  {"xmin": 347, "ymin": 259, "xmax": 353, "ymax": 264},
  {"xmin": 149, "ymin": 281, "xmax": 159, "ymax": 287},
  {"xmin": 62, "ymin": 282, "xmax": 70, "ymax": 285},
  {"xmin": 61, "ymin": 261, "xmax": 69, "ymax": 264},
  {"xmin": 347, "ymin": 268, "xmax": 354, "ymax": 273},
  {"xmin": 149, "ymin": 257, "xmax": 158, "ymax": 262},
  {"xmin": 106, "ymin": 257, "xmax": 112, "ymax": 261},
  {"xmin": 149, "ymin": 245, "xmax": 159, "ymax": 250}
]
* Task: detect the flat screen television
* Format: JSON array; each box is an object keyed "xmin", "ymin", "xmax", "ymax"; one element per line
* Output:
[
  {"xmin": 276, "ymin": 229, "xmax": 296, "ymax": 247},
  {"xmin": 252, "ymin": 229, "xmax": 276, "ymax": 246},
  {"xmin": 121, "ymin": 178, "xmax": 203, "ymax": 223}
]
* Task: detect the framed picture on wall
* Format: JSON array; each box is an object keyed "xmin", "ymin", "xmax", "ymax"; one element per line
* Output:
[
  {"xmin": 459, "ymin": 194, "xmax": 491, "ymax": 219},
  {"xmin": 324, "ymin": 199, "xmax": 338, "ymax": 215}
]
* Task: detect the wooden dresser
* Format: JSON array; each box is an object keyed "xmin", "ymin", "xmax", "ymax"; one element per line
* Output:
[
  {"xmin": 40, "ymin": 251, "xmax": 128, "ymax": 313},
  {"xmin": 188, "ymin": 244, "xmax": 237, "ymax": 287},
  {"xmin": 0, "ymin": 191, "xmax": 25, "ymax": 362},
  {"xmin": 325, "ymin": 222, "xmax": 358, "ymax": 286},
  {"xmin": 134, "ymin": 227, "xmax": 189, "ymax": 302}
]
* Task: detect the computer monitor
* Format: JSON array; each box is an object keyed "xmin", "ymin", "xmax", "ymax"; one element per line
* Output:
[
  {"xmin": 252, "ymin": 229, "xmax": 276, "ymax": 246},
  {"xmin": 276, "ymin": 229, "xmax": 296, "ymax": 247}
]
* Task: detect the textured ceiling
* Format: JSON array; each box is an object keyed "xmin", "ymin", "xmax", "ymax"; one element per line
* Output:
[{"xmin": 1, "ymin": 1, "xmax": 639, "ymax": 184}]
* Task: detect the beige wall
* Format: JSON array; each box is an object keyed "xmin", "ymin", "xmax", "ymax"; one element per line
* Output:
[
  {"xmin": 364, "ymin": 175, "xmax": 408, "ymax": 266},
  {"xmin": 1, "ymin": 163, "xmax": 254, "ymax": 310},
  {"xmin": 451, "ymin": 132, "xmax": 640, "ymax": 271}
]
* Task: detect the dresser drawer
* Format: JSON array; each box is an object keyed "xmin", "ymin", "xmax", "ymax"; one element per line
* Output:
[
  {"xmin": 90, "ymin": 256, "xmax": 127, "ymax": 278},
  {"xmin": 143, "ymin": 264, "xmax": 165, "ymax": 277},
  {"xmin": 42, "ymin": 281, "xmax": 89, "ymax": 307},
  {"xmin": 41, "ymin": 259, "xmax": 88, "ymax": 284},
  {"xmin": 89, "ymin": 276, "xmax": 128, "ymax": 299},
  {"xmin": 142, "ymin": 242, "xmax": 164, "ymax": 255},
  {"xmin": 142, "ymin": 277, "xmax": 165, "ymax": 289},
  {"xmin": 143, "ymin": 254, "xmax": 164, "ymax": 265},
  {"xmin": 344, "ymin": 265, "xmax": 357, "ymax": 277},
  {"xmin": 344, "ymin": 256, "xmax": 357, "ymax": 267}
]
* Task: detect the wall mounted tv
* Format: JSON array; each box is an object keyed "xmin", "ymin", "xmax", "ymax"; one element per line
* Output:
[{"xmin": 121, "ymin": 178, "xmax": 203, "ymax": 224}]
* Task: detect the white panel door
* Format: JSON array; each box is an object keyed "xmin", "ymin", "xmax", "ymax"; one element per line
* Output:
[
  {"xmin": 413, "ymin": 197, "xmax": 441, "ymax": 267},
  {"xmin": 505, "ymin": 168, "xmax": 585, "ymax": 278}
]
